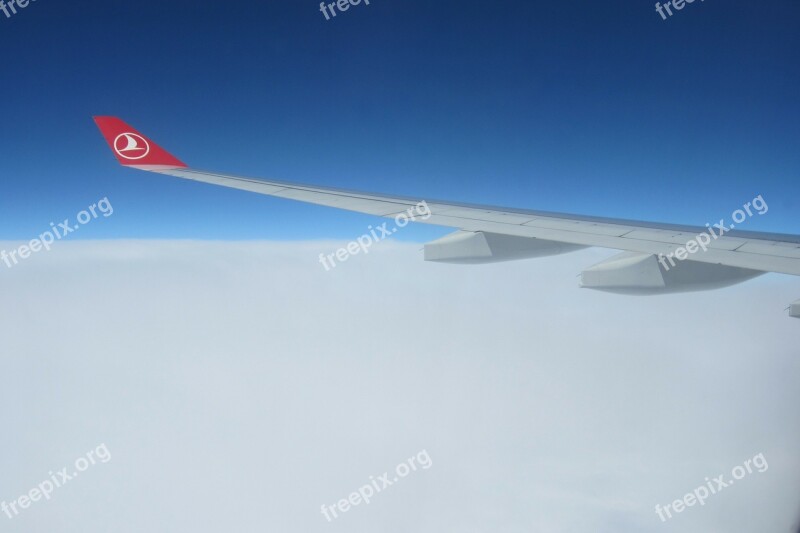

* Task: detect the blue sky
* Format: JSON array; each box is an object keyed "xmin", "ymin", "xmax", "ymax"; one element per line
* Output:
[{"xmin": 0, "ymin": 0, "xmax": 798, "ymax": 241}]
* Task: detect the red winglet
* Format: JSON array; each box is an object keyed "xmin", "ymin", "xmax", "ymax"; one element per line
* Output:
[{"xmin": 93, "ymin": 116, "xmax": 187, "ymax": 169}]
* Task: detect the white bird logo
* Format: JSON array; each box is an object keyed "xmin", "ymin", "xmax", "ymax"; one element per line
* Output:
[{"xmin": 113, "ymin": 133, "xmax": 150, "ymax": 160}]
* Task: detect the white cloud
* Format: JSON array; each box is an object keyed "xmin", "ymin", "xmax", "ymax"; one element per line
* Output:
[{"xmin": 0, "ymin": 240, "xmax": 798, "ymax": 532}]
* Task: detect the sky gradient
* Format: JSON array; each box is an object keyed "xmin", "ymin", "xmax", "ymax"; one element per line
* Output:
[{"xmin": 0, "ymin": 0, "xmax": 798, "ymax": 242}]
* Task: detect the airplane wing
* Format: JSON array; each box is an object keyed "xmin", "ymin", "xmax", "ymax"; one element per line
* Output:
[{"xmin": 93, "ymin": 116, "xmax": 800, "ymax": 314}]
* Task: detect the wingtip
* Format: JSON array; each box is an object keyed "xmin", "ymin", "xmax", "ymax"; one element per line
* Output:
[{"xmin": 93, "ymin": 116, "xmax": 187, "ymax": 169}]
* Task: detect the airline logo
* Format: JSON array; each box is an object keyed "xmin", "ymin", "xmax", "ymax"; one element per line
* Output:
[{"xmin": 113, "ymin": 133, "xmax": 150, "ymax": 160}]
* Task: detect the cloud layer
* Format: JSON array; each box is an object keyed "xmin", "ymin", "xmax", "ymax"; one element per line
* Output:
[{"xmin": 0, "ymin": 240, "xmax": 798, "ymax": 532}]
